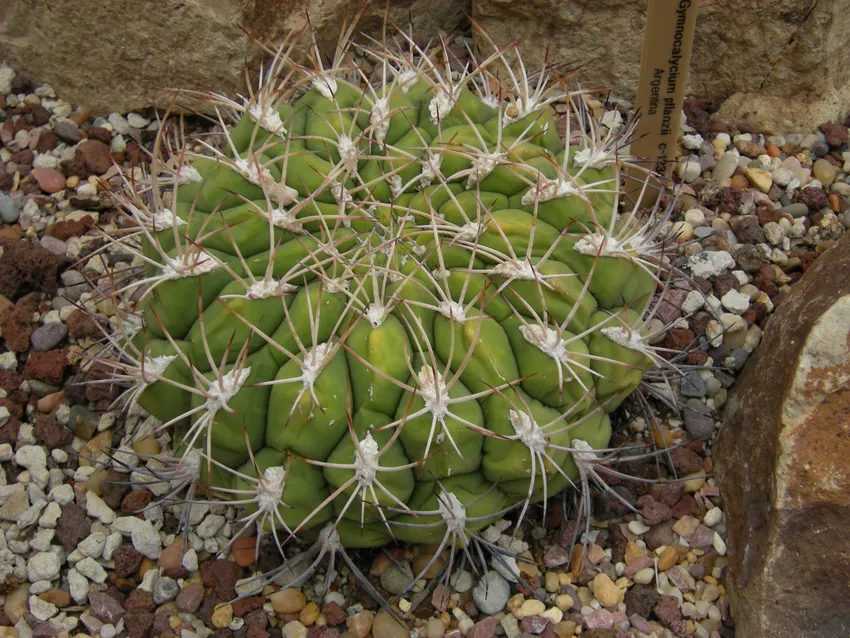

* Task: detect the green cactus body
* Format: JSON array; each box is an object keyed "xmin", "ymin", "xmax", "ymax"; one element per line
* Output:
[{"xmin": 114, "ymin": 35, "xmax": 670, "ymax": 549}]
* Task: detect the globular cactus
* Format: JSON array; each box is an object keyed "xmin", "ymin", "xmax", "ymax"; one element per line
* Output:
[{"xmin": 97, "ymin": 18, "xmax": 680, "ymax": 574}]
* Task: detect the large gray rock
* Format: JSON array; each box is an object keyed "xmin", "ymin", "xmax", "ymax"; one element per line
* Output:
[
  {"xmin": 716, "ymin": 230, "xmax": 850, "ymax": 638},
  {"xmin": 472, "ymin": 0, "xmax": 850, "ymax": 133},
  {"xmin": 0, "ymin": 0, "xmax": 468, "ymax": 114}
]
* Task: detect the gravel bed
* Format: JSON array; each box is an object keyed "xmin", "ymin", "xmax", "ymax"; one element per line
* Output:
[{"xmin": 0, "ymin": 59, "xmax": 847, "ymax": 638}]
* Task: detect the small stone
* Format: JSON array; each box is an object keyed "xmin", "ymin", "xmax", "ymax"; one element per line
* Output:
[
  {"xmin": 591, "ymin": 573, "xmax": 620, "ymax": 607},
  {"xmin": 30, "ymin": 323, "xmax": 68, "ymax": 352},
  {"xmin": 54, "ymin": 121, "xmax": 82, "ymax": 144},
  {"xmin": 28, "ymin": 552, "xmax": 61, "ymax": 582},
  {"xmin": 472, "ymin": 570, "xmax": 510, "ymax": 616},
  {"xmin": 744, "ymin": 167, "xmax": 772, "ymax": 193},
  {"xmin": 31, "ymin": 168, "xmax": 66, "ymax": 194},
  {"xmin": 28, "ymin": 595, "xmax": 58, "ymax": 622},
  {"xmin": 678, "ymin": 160, "xmax": 701, "ymax": 183},
  {"xmin": 812, "ymin": 158, "xmax": 837, "ymax": 185},
  {"xmin": 583, "ymin": 608, "xmax": 614, "ymax": 630},
  {"xmin": 88, "ymin": 592, "xmax": 125, "ymax": 624},
  {"xmin": 633, "ymin": 568, "xmax": 655, "ymax": 585},
  {"xmin": 379, "ymin": 561, "xmax": 414, "ymax": 595},
  {"xmin": 424, "ymin": 617, "xmax": 445, "ymax": 638},
  {"xmin": 269, "ymin": 588, "xmax": 306, "ymax": 614},
  {"xmin": 517, "ymin": 599, "xmax": 546, "ymax": 618},
  {"xmin": 346, "ymin": 610, "xmax": 374, "ymax": 638},
  {"xmin": 720, "ymin": 289, "xmax": 750, "ymax": 315},
  {"xmin": 211, "ymin": 603, "xmax": 234, "ymax": 629},
  {"xmin": 370, "ymin": 610, "xmax": 407, "ymax": 638},
  {"xmin": 680, "ymin": 371, "xmax": 706, "ymax": 398},
  {"xmin": 75, "ymin": 557, "xmax": 107, "ymax": 583},
  {"xmin": 683, "ymin": 399, "xmax": 715, "ymax": 440}
]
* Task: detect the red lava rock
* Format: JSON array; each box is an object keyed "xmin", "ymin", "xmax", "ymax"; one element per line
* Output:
[
  {"xmin": 23, "ymin": 349, "xmax": 68, "ymax": 385},
  {"xmin": 0, "ymin": 237, "xmax": 67, "ymax": 299},
  {"xmin": 48, "ymin": 215, "xmax": 95, "ymax": 241},
  {"xmin": 124, "ymin": 589, "xmax": 156, "ymax": 613},
  {"xmin": 713, "ymin": 272, "xmax": 740, "ymax": 298},
  {"xmin": 36, "ymin": 131, "xmax": 58, "ymax": 153},
  {"xmin": 644, "ymin": 520, "xmax": 675, "ymax": 551},
  {"xmin": 670, "ymin": 447, "xmax": 704, "ymax": 475},
  {"xmin": 654, "ymin": 595, "xmax": 687, "ymax": 635},
  {"xmin": 684, "ymin": 524, "xmax": 715, "ymax": 550},
  {"xmin": 125, "ymin": 612, "xmax": 155, "ymax": 638},
  {"xmin": 624, "ymin": 556, "xmax": 655, "ymax": 579},
  {"xmin": 66, "ymin": 309, "xmax": 104, "ymax": 339},
  {"xmin": 77, "ymin": 139, "xmax": 113, "ymax": 175},
  {"xmin": 86, "ymin": 126, "xmax": 113, "ymax": 144},
  {"xmin": 321, "ymin": 602, "xmax": 346, "ymax": 626},
  {"xmin": 55, "ymin": 502, "xmax": 91, "ymax": 551},
  {"xmin": 10, "ymin": 149, "xmax": 34, "ymax": 167},
  {"xmin": 671, "ymin": 494, "xmax": 699, "ymax": 519},
  {"xmin": 307, "ymin": 627, "xmax": 339, "ymax": 638},
  {"xmin": 61, "ymin": 151, "xmax": 88, "ymax": 179},
  {"xmin": 649, "ymin": 482, "xmax": 685, "ymax": 508},
  {"xmin": 121, "ymin": 489, "xmax": 152, "ymax": 513},
  {"xmin": 819, "ymin": 122, "xmax": 849, "ymax": 147},
  {"xmin": 175, "ymin": 583, "xmax": 204, "ymax": 614},
  {"xmin": 624, "ymin": 584, "xmax": 660, "ymax": 618},
  {"xmin": 112, "ymin": 544, "xmax": 143, "ymax": 579},
  {"xmin": 520, "ymin": 615, "xmax": 548, "ymax": 635},
  {"xmin": 232, "ymin": 596, "xmax": 264, "ymax": 617},
  {"xmin": 26, "ymin": 104, "xmax": 51, "ymax": 126},
  {"xmin": 31, "ymin": 167, "xmax": 66, "ymax": 194},
  {"xmin": 1, "ymin": 293, "xmax": 39, "ymax": 352},
  {"xmin": 247, "ymin": 626, "xmax": 271, "ymax": 638},
  {"xmin": 33, "ymin": 413, "xmax": 73, "ymax": 447},
  {"xmin": 796, "ymin": 186, "xmax": 829, "ymax": 211},
  {"xmin": 201, "ymin": 559, "xmax": 243, "ymax": 600}
]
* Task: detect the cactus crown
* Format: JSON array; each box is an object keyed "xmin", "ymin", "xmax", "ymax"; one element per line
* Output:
[{"xmin": 94, "ymin": 15, "xmax": 682, "ymax": 576}]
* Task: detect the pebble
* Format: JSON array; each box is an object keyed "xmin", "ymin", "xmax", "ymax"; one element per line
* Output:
[
  {"xmin": 683, "ymin": 399, "xmax": 715, "ymax": 441},
  {"xmin": 380, "ymin": 560, "xmax": 414, "ymax": 595},
  {"xmin": 347, "ymin": 610, "xmax": 375, "ymax": 638},
  {"xmin": 269, "ymin": 588, "xmax": 306, "ymax": 614},
  {"xmin": 30, "ymin": 323, "xmax": 69, "ymax": 351},
  {"xmin": 31, "ymin": 168, "xmax": 66, "ymax": 194},
  {"xmin": 591, "ymin": 573, "xmax": 620, "ymax": 607},
  {"xmin": 813, "ymin": 158, "xmax": 837, "ymax": 184},
  {"xmin": 54, "ymin": 120, "xmax": 82, "ymax": 143},
  {"xmin": 680, "ymin": 371, "xmax": 706, "ymax": 398},
  {"xmin": 712, "ymin": 153, "xmax": 738, "ymax": 181},
  {"xmin": 152, "ymin": 573, "xmax": 180, "ymax": 604},
  {"xmin": 68, "ymin": 568, "xmax": 89, "ymax": 604},
  {"xmin": 744, "ymin": 167, "xmax": 773, "ymax": 192},
  {"xmin": 27, "ymin": 552, "xmax": 61, "ymax": 582},
  {"xmin": 687, "ymin": 250, "xmax": 735, "ymax": 278},
  {"xmin": 678, "ymin": 160, "xmax": 701, "ymax": 183},
  {"xmin": 372, "ymin": 610, "xmax": 408, "ymax": 638},
  {"xmin": 75, "ymin": 556, "xmax": 107, "ymax": 583},
  {"xmin": 472, "ymin": 571, "xmax": 510, "ymax": 616},
  {"xmin": 720, "ymin": 289, "xmax": 750, "ymax": 314},
  {"xmin": 211, "ymin": 603, "xmax": 233, "ymax": 629}
]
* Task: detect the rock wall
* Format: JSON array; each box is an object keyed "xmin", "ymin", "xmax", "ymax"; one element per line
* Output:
[
  {"xmin": 1, "ymin": 0, "xmax": 849, "ymax": 131},
  {"xmin": 0, "ymin": 0, "xmax": 469, "ymax": 115},
  {"xmin": 716, "ymin": 231, "xmax": 850, "ymax": 638}
]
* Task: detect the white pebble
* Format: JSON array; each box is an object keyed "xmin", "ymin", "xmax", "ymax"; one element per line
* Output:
[
  {"xmin": 684, "ymin": 208, "xmax": 706, "ymax": 226},
  {"xmin": 75, "ymin": 556, "xmax": 107, "ymax": 583},
  {"xmin": 15, "ymin": 445, "xmax": 47, "ymax": 470},
  {"xmin": 681, "ymin": 290, "xmax": 706, "ymax": 315},
  {"xmin": 628, "ymin": 520, "xmax": 651, "ymax": 535},
  {"xmin": 27, "ymin": 551, "xmax": 61, "ymax": 582},
  {"xmin": 687, "ymin": 251, "xmax": 735, "ymax": 278},
  {"xmin": 683, "ymin": 134, "xmax": 704, "ymax": 150},
  {"xmin": 720, "ymin": 289, "xmax": 750, "ymax": 315},
  {"xmin": 85, "ymin": 492, "xmax": 116, "ymax": 524},
  {"xmin": 29, "ymin": 594, "xmax": 58, "ymax": 621},
  {"xmin": 48, "ymin": 484, "xmax": 74, "ymax": 505},
  {"xmin": 712, "ymin": 533, "xmax": 727, "ymax": 556},
  {"xmin": 704, "ymin": 507, "xmax": 723, "ymax": 527},
  {"xmin": 68, "ymin": 567, "xmax": 89, "ymax": 604}
]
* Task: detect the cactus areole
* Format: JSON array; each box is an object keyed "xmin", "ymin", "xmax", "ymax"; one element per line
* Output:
[{"xmin": 109, "ymin": 25, "xmax": 677, "ymax": 549}]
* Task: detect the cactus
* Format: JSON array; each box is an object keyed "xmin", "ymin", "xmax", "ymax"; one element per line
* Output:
[{"xmin": 96, "ymin": 17, "xmax": 682, "ymax": 588}]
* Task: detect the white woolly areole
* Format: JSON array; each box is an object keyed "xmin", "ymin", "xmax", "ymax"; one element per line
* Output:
[
  {"xmin": 365, "ymin": 302, "xmax": 389, "ymax": 328},
  {"xmin": 519, "ymin": 324, "xmax": 572, "ymax": 368},
  {"xmin": 302, "ymin": 342, "xmax": 334, "ymax": 389},
  {"xmin": 257, "ymin": 466, "xmax": 286, "ymax": 512},
  {"xmin": 140, "ymin": 355, "xmax": 176, "ymax": 383},
  {"xmin": 416, "ymin": 365, "xmax": 450, "ymax": 422},
  {"xmin": 419, "ymin": 152, "xmax": 442, "ymax": 189},
  {"xmin": 174, "ymin": 449, "xmax": 202, "ymax": 486},
  {"xmin": 466, "ymin": 153, "xmax": 501, "ymax": 189},
  {"xmin": 205, "ymin": 366, "xmax": 251, "ymax": 412},
  {"xmin": 248, "ymin": 103, "xmax": 286, "ymax": 136},
  {"xmin": 162, "ymin": 250, "xmax": 221, "ymax": 280},
  {"xmin": 492, "ymin": 259, "xmax": 539, "ymax": 280},
  {"xmin": 246, "ymin": 278, "xmax": 298, "ymax": 299},
  {"xmin": 234, "ymin": 157, "xmax": 271, "ymax": 187},
  {"xmin": 388, "ymin": 174, "xmax": 404, "ymax": 200},
  {"xmin": 438, "ymin": 492, "xmax": 467, "ymax": 536},
  {"xmin": 354, "ymin": 433, "xmax": 380, "ymax": 488},
  {"xmin": 573, "ymin": 232, "xmax": 648, "ymax": 259},
  {"xmin": 318, "ymin": 524, "xmax": 341, "ymax": 549},
  {"xmin": 456, "ymin": 222, "xmax": 484, "ymax": 242},
  {"xmin": 325, "ymin": 277, "xmax": 349, "ymax": 294},
  {"xmin": 480, "ymin": 94, "xmax": 500, "ymax": 109},
  {"xmin": 601, "ymin": 326, "xmax": 645, "ymax": 351},
  {"xmin": 337, "ymin": 134, "xmax": 360, "ymax": 171},
  {"xmin": 268, "ymin": 207, "xmax": 303, "ymax": 232},
  {"xmin": 151, "ymin": 208, "xmax": 186, "ymax": 231},
  {"xmin": 429, "ymin": 88, "xmax": 455, "ymax": 124},
  {"xmin": 370, "ymin": 97, "xmax": 390, "ymax": 143},
  {"xmin": 396, "ymin": 69, "xmax": 418, "ymax": 93},
  {"xmin": 312, "ymin": 76, "xmax": 337, "ymax": 99},
  {"xmin": 573, "ymin": 147, "xmax": 615, "ymax": 170},
  {"xmin": 508, "ymin": 410, "xmax": 547, "ymax": 454},
  {"xmin": 437, "ymin": 299, "xmax": 466, "ymax": 323},
  {"xmin": 521, "ymin": 178, "xmax": 580, "ymax": 206},
  {"xmin": 571, "ymin": 438, "xmax": 597, "ymax": 463},
  {"xmin": 331, "ymin": 182, "xmax": 353, "ymax": 208},
  {"xmin": 176, "ymin": 165, "xmax": 202, "ymax": 184}
]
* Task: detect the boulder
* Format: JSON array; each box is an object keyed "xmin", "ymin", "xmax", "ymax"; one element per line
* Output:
[
  {"xmin": 0, "ymin": 0, "xmax": 468, "ymax": 115},
  {"xmin": 472, "ymin": 0, "xmax": 850, "ymax": 133},
  {"xmin": 716, "ymin": 231, "xmax": 850, "ymax": 638}
]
